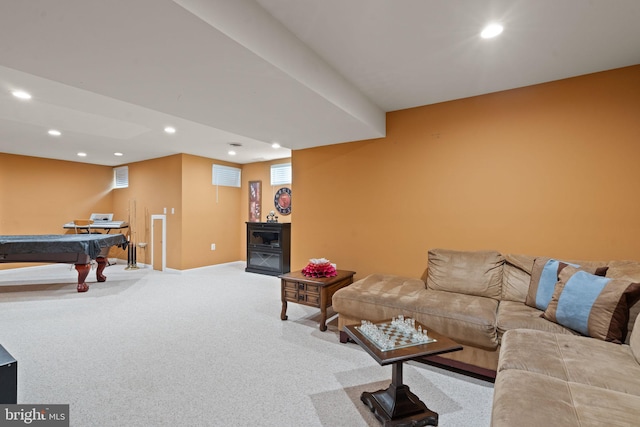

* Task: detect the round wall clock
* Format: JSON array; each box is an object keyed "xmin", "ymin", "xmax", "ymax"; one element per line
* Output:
[{"xmin": 274, "ymin": 187, "xmax": 292, "ymax": 215}]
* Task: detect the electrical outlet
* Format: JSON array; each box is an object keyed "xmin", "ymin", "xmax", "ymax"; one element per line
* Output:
[{"xmin": 211, "ymin": 243, "xmax": 216, "ymax": 250}]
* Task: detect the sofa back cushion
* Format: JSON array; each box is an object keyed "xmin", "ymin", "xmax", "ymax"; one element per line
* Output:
[
  {"xmin": 606, "ymin": 260, "xmax": 640, "ymax": 344},
  {"xmin": 501, "ymin": 253, "xmax": 536, "ymax": 302},
  {"xmin": 427, "ymin": 248, "xmax": 504, "ymax": 299},
  {"xmin": 631, "ymin": 314, "xmax": 640, "ymax": 364}
]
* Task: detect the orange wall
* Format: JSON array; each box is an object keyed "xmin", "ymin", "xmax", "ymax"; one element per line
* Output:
[
  {"xmin": 0, "ymin": 153, "xmax": 115, "ymax": 269},
  {"xmin": 240, "ymin": 159, "xmax": 292, "ymax": 260},
  {"xmin": 0, "ymin": 154, "xmax": 113, "ymax": 235},
  {"xmin": 112, "ymin": 154, "xmax": 183, "ymax": 269},
  {"xmin": 111, "ymin": 153, "xmax": 259, "ymax": 270},
  {"xmin": 181, "ymin": 154, "xmax": 244, "ymax": 269},
  {"xmin": 0, "ymin": 152, "xmax": 289, "ymax": 271},
  {"xmin": 292, "ymin": 65, "xmax": 640, "ymax": 279},
  {"xmin": 5, "ymin": 66, "xmax": 639, "ymax": 277},
  {"xmin": 113, "ymin": 154, "xmax": 282, "ymax": 269}
]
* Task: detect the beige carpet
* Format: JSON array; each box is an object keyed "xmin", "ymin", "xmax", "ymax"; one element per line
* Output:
[{"xmin": 0, "ymin": 261, "xmax": 493, "ymax": 426}]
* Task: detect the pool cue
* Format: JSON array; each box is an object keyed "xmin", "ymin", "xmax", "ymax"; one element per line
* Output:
[{"xmin": 126, "ymin": 199, "xmax": 139, "ymax": 270}]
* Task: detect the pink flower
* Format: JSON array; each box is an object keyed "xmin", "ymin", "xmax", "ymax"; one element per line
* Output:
[{"xmin": 301, "ymin": 260, "xmax": 337, "ymax": 277}]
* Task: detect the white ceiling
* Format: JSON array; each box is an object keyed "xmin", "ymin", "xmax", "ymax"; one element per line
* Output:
[{"xmin": 1, "ymin": 0, "xmax": 638, "ymax": 166}]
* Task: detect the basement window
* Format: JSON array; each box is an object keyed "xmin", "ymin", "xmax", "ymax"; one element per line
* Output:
[
  {"xmin": 270, "ymin": 163, "xmax": 292, "ymax": 186},
  {"xmin": 114, "ymin": 166, "xmax": 129, "ymax": 189},
  {"xmin": 212, "ymin": 164, "xmax": 241, "ymax": 188}
]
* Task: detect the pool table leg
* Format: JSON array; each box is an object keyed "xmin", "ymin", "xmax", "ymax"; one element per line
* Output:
[
  {"xmin": 75, "ymin": 264, "xmax": 90, "ymax": 293},
  {"xmin": 96, "ymin": 257, "xmax": 107, "ymax": 282}
]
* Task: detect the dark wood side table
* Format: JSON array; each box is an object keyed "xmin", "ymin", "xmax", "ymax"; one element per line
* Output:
[
  {"xmin": 279, "ymin": 270, "xmax": 355, "ymax": 331},
  {"xmin": 344, "ymin": 319, "xmax": 462, "ymax": 426}
]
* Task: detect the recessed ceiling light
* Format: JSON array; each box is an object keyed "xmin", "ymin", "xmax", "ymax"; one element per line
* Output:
[
  {"xmin": 272, "ymin": 142, "xmax": 281, "ymax": 149},
  {"xmin": 114, "ymin": 152, "xmax": 124, "ymax": 157},
  {"xmin": 48, "ymin": 129, "xmax": 61, "ymax": 136},
  {"xmin": 77, "ymin": 152, "xmax": 87, "ymax": 157},
  {"xmin": 481, "ymin": 23, "xmax": 503, "ymax": 39},
  {"xmin": 11, "ymin": 90, "xmax": 32, "ymax": 100},
  {"xmin": 164, "ymin": 126, "xmax": 176, "ymax": 134},
  {"xmin": 228, "ymin": 150, "xmax": 236, "ymax": 156}
]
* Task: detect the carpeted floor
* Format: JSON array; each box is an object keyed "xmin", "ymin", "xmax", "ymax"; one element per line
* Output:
[{"xmin": 0, "ymin": 261, "xmax": 493, "ymax": 426}]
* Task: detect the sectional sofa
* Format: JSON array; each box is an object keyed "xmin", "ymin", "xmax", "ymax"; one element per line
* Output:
[
  {"xmin": 491, "ymin": 316, "xmax": 640, "ymax": 426},
  {"xmin": 332, "ymin": 248, "xmax": 640, "ymax": 425}
]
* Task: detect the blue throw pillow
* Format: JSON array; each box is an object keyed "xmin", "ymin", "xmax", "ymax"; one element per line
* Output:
[
  {"xmin": 526, "ymin": 257, "xmax": 608, "ymax": 311},
  {"xmin": 543, "ymin": 266, "xmax": 640, "ymax": 343},
  {"xmin": 526, "ymin": 258, "xmax": 578, "ymax": 311}
]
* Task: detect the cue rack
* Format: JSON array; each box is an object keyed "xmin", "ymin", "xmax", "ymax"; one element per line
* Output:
[{"xmin": 125, "ymin": 199, "xmax": 139, "ymax": 270}]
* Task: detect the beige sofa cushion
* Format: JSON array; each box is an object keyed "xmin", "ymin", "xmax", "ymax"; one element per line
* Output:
[
  {"xmin": 607, "ymin": 260, "xmax": 640, "ymax": 340},
  {"xmin": 492, "ymin": 370, "xmax": 581, "ymax": 427},
  {"xmin": 332, "ymin": 274, "xmax": 426, "ymax": 322},
  {"xmin": 412, "ymin": 289, "xmax": 499, "ymax": 350},
  {"xmin": 427, "ymin": 248, "xmax": 504, "ymax": 299},
  {"xmin": 501, "ymin": 254, "xmax": 535, "ymax": 302},
  {"xmin": 498, "ymin": 329, "xmax": 640, "ymax": 396},
  {"xmin": 630, "ymin": 315, "xmax": 640, "ymax": 364},
  {"xmin": 496, "ymin": 300, "xmax": 579, "ymax": 340},
  {"xmin": 492, "ymin": 370, "xmax": 640, "ymax": 427},
  {"xmin": 495, "ymin": 327, "xmax": 640, "ymax": 427},
  {"xmin": 332, "ymin": 273, "xmax": 499, "ymax": 350}
]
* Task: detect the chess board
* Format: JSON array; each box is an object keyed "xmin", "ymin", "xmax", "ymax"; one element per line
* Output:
[{"xmin": 356, "ymin": 321, "xmax": 437, "ymax": 352}]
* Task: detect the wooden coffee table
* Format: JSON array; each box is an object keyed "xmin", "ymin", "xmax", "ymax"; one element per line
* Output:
[
  {"xmin": 279, "ymin": 270, "xmax": 355, "ymax": 331},
  {"xmin": 344, "ymin": 319, "xmax": 462, "ymax": 426}
]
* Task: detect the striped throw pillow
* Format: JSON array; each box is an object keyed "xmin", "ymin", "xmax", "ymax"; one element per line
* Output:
[
  {"xmin": 525, "ymin": 257, "xmax": 607, "ymax": 311},
  {"xmin": 543, "ymin": 265, "xmax": 640, "ymax": 343}
]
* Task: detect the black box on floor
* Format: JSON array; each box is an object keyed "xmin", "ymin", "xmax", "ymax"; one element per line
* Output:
[{"xmin": 0, "ymin": 344, "xmax": 17, "ymax": 404}]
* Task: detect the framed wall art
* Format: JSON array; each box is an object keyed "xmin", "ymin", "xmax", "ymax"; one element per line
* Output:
[{"xmin": 249, "ymin": 180, "xmax": 262, "ymax": 222}]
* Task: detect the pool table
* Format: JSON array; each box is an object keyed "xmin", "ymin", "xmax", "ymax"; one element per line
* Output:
[{"xmin": 0, "ymin": 234, "xmax": 128, "ymax": 292}]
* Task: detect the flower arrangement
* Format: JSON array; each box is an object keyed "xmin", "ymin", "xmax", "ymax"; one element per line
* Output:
[{"xmin": 301, "ymin": 258, "xmax": 337, "ymax": 278}]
